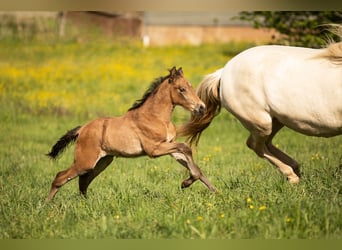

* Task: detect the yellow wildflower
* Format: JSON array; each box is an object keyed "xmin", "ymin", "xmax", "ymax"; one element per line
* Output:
[
  {"xmin": 202, "ymin": 154, "xmax": 212, "ymax": 162},
  {"xmin": 247, "ymin": 197, "xmax": 252, "ymax": 203},
  {"xmin": 311, "ymin": 152, "xmax": 323, "ymax": 161},
  {"xmin": 259, "ymin": 205, "xmax": 266, "ymax": 211},
  {"xmin": 196, "ymin": 216, "xmax": 203, "ymax": 221},
  {"xmin": 213, "ymin": 146, "xmax": 222, "ymax": 152},
  {"xmin": 285, "ymin": 217, "xmax": 293, "ymax": 223}
]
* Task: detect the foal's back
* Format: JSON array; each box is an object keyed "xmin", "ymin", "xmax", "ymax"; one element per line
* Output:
[{"xmin": 77, "ymin": 114, "xmax": 144, "ymax": 158}]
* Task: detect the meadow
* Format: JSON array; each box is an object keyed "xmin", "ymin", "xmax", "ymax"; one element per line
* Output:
[{"xmin": 0, "ymin": 38, "xmax": 341, "ymax": 239}]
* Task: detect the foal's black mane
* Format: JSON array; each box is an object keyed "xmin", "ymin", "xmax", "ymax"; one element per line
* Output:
[
  {"xmin": 128, "ymin": 76, "xmax": 168, "ymax": 111},
  {"xmin": 128, "ymin": 67, "xmax": 182, "ymax": 111}
]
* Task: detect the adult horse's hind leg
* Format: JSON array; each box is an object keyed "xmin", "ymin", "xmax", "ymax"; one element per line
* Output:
[
  {"xmin": 46, "ymin": 165, "xmax": 79, "ymax": 202},
  {"xmin": 266, "ymin": 118, "xmax": 301, "ymax": 177},
  {"xmin": 79, "ymin": 155, "xmax": 114, "ymax": 196},
  {"xmin": 247, "ymin": 132, "xmax": 300, "ymax": 183},
  {"xmin": 243, "ymin": 115, "xmax": 300, "ymax": 183}
]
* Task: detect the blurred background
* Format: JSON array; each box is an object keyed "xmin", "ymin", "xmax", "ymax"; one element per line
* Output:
[
  {"xmin": 1, "ymin": 11, "xmax": 341, "ymax": 47},
  {"xmin": 0, "ymin": 11, "xmax": 277, "ymax": 45},
  {"xmin": 0, "ymin": 11, "xmax": 341, "ymax": 117}
]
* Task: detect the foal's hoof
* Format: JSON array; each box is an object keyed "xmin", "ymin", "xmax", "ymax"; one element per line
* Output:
[
  {"xmin": 208, "ymin": 186, "xmax": 217, "ymax": 193},
  {"xmin": 287, "ymin": 175, "xmax": 300, "ymax": 184},
  {"xmin": 181, "ymin": 179, "xmax": 193, "ymax": 189}
]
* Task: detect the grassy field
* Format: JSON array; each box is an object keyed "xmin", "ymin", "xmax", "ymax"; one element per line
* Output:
[{"xmin": 0, "ymin": 39, "xmax": 341, "ymax": 239}]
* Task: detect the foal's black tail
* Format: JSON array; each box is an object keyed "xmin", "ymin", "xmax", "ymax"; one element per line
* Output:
[{"xmin": 46, "ymin": 126, "xmax": 81, "ymax": 159}]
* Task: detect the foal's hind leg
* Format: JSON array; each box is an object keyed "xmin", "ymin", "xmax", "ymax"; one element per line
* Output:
[
  {"xmin": 47, "ymin": 145, "xmax": 104, "ymax": 202},
  {"xmin": 46, "ymin": 165, "xmax": 79, "ymax": 202},
  {"xmin": 79, "ymin": 155, "xmax": 114, "ymax": 196}
]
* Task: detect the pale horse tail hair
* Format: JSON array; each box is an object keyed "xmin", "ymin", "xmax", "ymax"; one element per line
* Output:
[
  {"xmin": 177, "ymin": 69, "xmax": 223, "ymax": 146},
  {"xmin": 46, "ymin": 126, "xmax": 81, "ymax": 159},
  {"xmin": 317, "ymin": 24, "xmax": 342, "ymax": 65}
]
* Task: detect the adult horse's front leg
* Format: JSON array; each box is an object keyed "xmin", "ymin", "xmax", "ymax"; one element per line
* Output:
[{"xmin": 147, "ymin": 142, "xmax": 216, "ymax": 192}]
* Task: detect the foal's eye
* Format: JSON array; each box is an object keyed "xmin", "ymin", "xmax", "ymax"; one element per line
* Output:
[{"xmin": 179, "ymin": 87, "xmax": 186, "ymax": 93}]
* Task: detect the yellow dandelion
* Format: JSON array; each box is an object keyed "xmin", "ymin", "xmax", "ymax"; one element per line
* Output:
[
  {"xmin": 220, "ymin": 213, "xmax": 225, "ymax": 218},
  {"xmin": 214, "ymin": 146, "xmax": 222, "ymax": 152},
  {"xmin": 202, "ymin": 154, "xmax": 212, "ymax": 162},
  {"xmin": 196, "ymin": 216, "xmax": 203, "ymax": 221},
  {"xmin": 186, "ymin": 219, "xmax": 191, "ymax": 224},
  {"xmin": 247, "ymin": 197, "xmax": 252, "ymax": 203},
  {"xmin": 259, "ymin": 205, "xmax": 266, "ymax": 211},
  {"xmin": 114, "ymin": 215, "xmax": 120, "ymax": 220},
  {"xmin": 285, "ymin": 217, "xmax": 293, "ymax": 223},
  {"xmin": 249, "ymin": 205, "xmax": 254, "ymax": 209},
  {"xmin": 311, "ymin": 152, "xmax": 323, "ymax": 160}
]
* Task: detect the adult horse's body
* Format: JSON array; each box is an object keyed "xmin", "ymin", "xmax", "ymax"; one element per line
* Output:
[
  {"xmin": 46, "ymin": 67, "xmax": 215, "ymax": 202},
  {"xmin": 179, "ymin": 42, "xmax": 342, "ymax": 183}
]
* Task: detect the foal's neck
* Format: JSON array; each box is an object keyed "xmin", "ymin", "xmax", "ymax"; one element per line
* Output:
[{"xmin": 138, "ymin": 81, "xmax": 174, "ymax": 122}]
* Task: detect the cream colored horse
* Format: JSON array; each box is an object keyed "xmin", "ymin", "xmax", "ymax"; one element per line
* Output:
[{"xmin": 179, "ymin": 39, "xmax": 342, "ymax": 183}]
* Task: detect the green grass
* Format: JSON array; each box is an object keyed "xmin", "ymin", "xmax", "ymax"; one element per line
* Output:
[{"xmin": 0, "ymin": 40, "xmax": 341, "ymax": 239}]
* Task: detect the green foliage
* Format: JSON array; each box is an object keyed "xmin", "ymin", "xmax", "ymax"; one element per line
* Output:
[
  {"xmin": 0, "ymin": 40, "xmax": 341, "ymax": 239},
  {"xmin": 0, "ymin": 14, "xmax": 58, "ymax": 42},
  {"xmin": 0, "ymin": 13, "xmax": 130, "ymax": 44},
  {"xmin": 237, "ymin": 11, "xmax": 342, "ymax": 48}
]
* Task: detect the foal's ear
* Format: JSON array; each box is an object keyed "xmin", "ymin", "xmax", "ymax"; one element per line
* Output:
[
  {"xmin": 177, "ymin": 67, "xmax": 183, "ymax": 76},
  {"xmin": 168, "ymin": 66, "xmax": 177, "ymax": 83}
]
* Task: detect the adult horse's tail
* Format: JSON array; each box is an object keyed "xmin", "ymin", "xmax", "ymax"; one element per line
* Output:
[
  {"xmin": 178, "ymin": 69, "xmax": 223, "ymax": 146},
  {"xmin": 46, "ymin": 126, "xmax": 81, "ymax": 159}
]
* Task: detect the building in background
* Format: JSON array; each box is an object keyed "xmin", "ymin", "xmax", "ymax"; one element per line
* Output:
[
  {"xmin": 64, "ymin": 11, "xmax": 143, "ymax": 38},
  {"xmin": 0, "ymin": 11, "xmax": 277, "ymax": 45},
  {"xmin": 143, "ymin": 12, "xmax": 276, "ymax": 46}
]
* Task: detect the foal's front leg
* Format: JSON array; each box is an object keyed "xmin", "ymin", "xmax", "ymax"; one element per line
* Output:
[
  {"xmin": 171, "ymin": 152, "xmax": 216, "ymax": 192},
  {"xmin": 147, "ymin": 142, "xmax": 216, "ymax": 192}
]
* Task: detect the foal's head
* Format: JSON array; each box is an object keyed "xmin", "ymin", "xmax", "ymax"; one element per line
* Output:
[{"xmin": 168, "ymin": 67, "xmax": 205, "ymax": 116}]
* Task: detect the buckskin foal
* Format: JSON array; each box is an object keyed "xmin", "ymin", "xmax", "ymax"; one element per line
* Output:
[{"xmin": 46, "ymin": 67, "xmax": 216, "ymax": 202}]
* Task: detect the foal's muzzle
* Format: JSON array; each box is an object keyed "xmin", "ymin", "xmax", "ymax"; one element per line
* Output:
[{"xmin": 193, "ymin": 103, "xmax": 206, "ymax": 116}]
